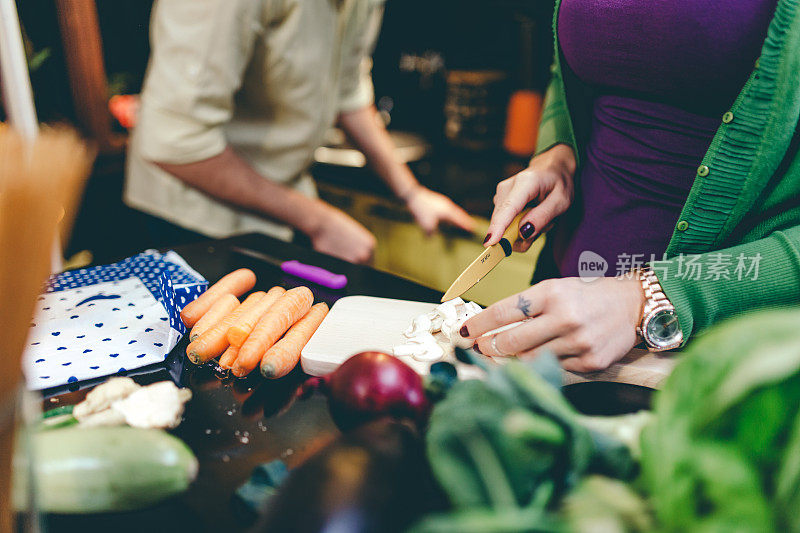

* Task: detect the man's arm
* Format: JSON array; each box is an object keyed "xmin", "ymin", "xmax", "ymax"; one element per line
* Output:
[
  {"xmin": 154, "ymin": 147, "xmax": 376, "ymax": 263},
  {"xmin": 156, "ymin": 147, "xmax": 319, "ymax": 234},
  {"xmin": 337, "ymin": 105, "xmax": 475, "ymax": 235},
  {"xmin": 336, "ymin": 106, "xmax": 418, "ymax": 200}
]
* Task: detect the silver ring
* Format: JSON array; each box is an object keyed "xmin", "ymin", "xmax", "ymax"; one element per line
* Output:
[{"xmin": 491, "ymin": 335, "xmax": 511, "ymax": 357}]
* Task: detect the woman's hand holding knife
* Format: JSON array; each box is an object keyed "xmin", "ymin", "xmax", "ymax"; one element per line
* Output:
[
  {"xmin": 484, "ymin": 143, "xmax": 576, "ymax": 252},
  {"xmin": 465, "ymin": 143, "xmax": 645, "ymax": 373}
]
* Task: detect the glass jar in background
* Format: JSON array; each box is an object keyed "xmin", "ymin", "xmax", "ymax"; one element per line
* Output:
[{"xmin": 444, "ymin": 70, "xmax": 509, "ymax": 151}]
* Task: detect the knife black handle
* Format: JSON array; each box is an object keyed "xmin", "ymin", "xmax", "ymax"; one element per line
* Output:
[
  {"xmin": 497, "ymin": 208, "xmax": 532, "ymax": 255},
  {"xmin": 498, "ymin": 238, "xmax": 513, "ymax": 257}
]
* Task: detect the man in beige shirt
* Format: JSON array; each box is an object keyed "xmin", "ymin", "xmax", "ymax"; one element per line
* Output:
[{"xmin": 125, "ymin": 0, "xmax": 473, "ymax": 263}]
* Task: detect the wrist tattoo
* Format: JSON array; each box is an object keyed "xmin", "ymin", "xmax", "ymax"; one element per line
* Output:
[{"xmin": 516, "ymin": 294, "xmax": 532, "ymax": 317}]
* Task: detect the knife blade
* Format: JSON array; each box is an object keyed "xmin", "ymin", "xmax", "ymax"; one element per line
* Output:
[{"xmin": 441, "ymin": 209, "xmax": 531, "ymax": 302}]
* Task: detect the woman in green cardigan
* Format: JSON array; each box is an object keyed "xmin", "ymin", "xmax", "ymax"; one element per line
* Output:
[{"xmin": 461, "ymin": 0, "xmax": 800, "ymax": 372}]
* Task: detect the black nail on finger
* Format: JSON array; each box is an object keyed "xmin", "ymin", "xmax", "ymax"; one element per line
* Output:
[
  {"xmin": 459, "ymin": 325, "xmax": 469, "ymax": 337},
  {"xmin": 483, "ymin": 234, "xmax": 491, "ymax": 244},
  {"xmin": 520, "ymin": 222, "xmax": 535, "ymax": 240},
  {"xmin": 473, "ymin": 344, "xmax": 482, "ymax": 354}
]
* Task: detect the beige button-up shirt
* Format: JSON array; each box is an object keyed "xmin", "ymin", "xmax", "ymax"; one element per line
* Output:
[{"xmin": 125, "ymin": 0, "xmax": 384, "ymax": 240}]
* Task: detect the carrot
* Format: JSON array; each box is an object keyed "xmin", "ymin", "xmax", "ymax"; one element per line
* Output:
[
  {"xmin": 180, "ymin": 268, "xmax": 256, "ymax": 327},
  {"xmin": 218, "ymin": 345, "xmax": 239, "ymax": 369},
  {"xmin": 226, "ymin": 286, "xmax": 286, "ymax": 347},
  {"xmin": 189, "ymin": 293, "xmax": 240, "ymax": 342},
  {"xmin": 186, "ymin": 291, "xmax": 265, "ymax": 365},
  {"xmin": 232, "ymin": 286, "xmax": 314, "ymax": 377},
  {"xmin": 260, "ymin": 302, "xmax": 329, "ymax": 379}
]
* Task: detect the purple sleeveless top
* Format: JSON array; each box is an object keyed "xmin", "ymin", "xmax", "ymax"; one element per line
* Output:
[{"xmin": 554, "ymin": 0, "xmax": 776, "ymax": 277}]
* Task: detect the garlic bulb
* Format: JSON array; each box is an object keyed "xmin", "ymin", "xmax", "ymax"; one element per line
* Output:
[{"xmin": 74, "ymin": 378, "xmax": 192, "ymax": 429}]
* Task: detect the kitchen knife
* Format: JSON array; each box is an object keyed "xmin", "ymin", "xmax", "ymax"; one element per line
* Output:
[
  {"xmin": 441, "ymin": 210, "xmax": 531, "ymax": 302},
  {"xmin": 231, "ymin": 247, "xmax": 348, "ymax": 289}
]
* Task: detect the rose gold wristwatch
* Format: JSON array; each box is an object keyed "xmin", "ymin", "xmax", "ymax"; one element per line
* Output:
[{"xmin": 635, "ymin": 267, "xmax": 683, "ymax": 351}]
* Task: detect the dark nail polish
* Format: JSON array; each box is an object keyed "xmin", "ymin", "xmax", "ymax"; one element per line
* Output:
[
  {"xmin": 473, "ymin": 344, "xmax": 482, "ymax": 354},
  {"xmin": 460, "ymin": 325, "xmax": 469, "ymax": 337},
  {"xmin": 520, "ymin": 222, "xmax": 535, "ymax": 240},
  {"xmin": 483, "ymin": 234, "xmax": 491, "ymax": 244}
]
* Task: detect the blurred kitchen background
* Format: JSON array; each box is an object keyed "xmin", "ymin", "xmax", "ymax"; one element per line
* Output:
[{"xmin": 18, "ymin": 0, "xmax": 555, "ymax": 305}]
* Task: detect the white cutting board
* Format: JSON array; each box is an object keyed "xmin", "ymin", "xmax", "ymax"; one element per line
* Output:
[
  {"xmin": 301, "ymin": 295, "xmax": 485, "ymax": 378},
  {"xmin": 301, "ymin": 295, "xmax": 678, "ymax": 388}
]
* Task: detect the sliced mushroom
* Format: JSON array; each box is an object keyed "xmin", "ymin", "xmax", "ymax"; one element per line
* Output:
[{"xmin": 404, "ymin": 313, "xmax": 433, "ymax": 338}]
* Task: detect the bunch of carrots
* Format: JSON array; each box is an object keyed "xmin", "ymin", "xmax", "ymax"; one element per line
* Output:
[{"xmin": 179, "ymin": 268, "xmax": 328, "ymax": 379}]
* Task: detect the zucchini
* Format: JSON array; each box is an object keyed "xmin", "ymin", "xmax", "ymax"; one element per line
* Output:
[{"xmin": 15, "ymin": 426, "xmax": 198, "ymax": 513}]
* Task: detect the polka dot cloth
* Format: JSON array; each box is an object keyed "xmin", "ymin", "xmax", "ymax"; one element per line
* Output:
[
  {"xmin": 48, "ymin": 249, "xmax": 207, "ymax": 306},
  {"xmin": 24, "ymin": 251, "xmax": 208, "ymax": 391},
  {"xmin": 155, "ymin": 271, "xmax": 207, "ymax": 337}
]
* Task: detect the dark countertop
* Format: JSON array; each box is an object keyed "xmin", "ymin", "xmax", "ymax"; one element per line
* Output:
[
  {"xmin": 42, "ymin": 232, "xmax": 443, "ymax": 532},
  {"xmin": 39, "ymin": 232, "xmax": 653, "ymax": 532}
]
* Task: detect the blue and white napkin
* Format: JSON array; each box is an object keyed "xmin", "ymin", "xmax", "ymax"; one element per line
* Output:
[{"xmin": 23, "ymin": 250, "xmax": 208, "ymax": 390}]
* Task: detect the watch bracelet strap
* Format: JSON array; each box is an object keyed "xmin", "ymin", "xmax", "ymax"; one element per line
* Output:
[
  {"xmin": 635, "ymin": 267, "xmax": 676, "ymax": 336},
  {"xmin": 640, "ymin": 268, "xmax": 672, "ymax": 314}
]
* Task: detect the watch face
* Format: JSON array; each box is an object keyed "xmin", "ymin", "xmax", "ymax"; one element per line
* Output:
[{"xmin": 646, "ymin": 309, "xmax": 681, "ymax": 348}]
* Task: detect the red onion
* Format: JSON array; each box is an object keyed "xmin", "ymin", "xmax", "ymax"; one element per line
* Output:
[{"xmin": 302, "ymin": 352, "xmax": 430, "ymax": 431}]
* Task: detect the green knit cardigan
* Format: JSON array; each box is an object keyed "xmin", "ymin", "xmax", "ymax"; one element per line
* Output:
[{"xmin": 536, "ymin": 0, "xmax": 800, "ymax": 343}]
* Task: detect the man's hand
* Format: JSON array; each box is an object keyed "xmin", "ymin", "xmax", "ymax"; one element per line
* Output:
[
  {"xmin": 405, "ymin": 186, "xmax": 475, "ymax": 236},
  {"xmin": 461, "ymin": 276, "xmax": 645, "ymax": 373},
  {"xmin": 308, "ymin": 203, "xmax": 376, "ymax": 264},
  {"xmin": 338, "ymin": 106, "xmax": 475, "ymax": 237}
]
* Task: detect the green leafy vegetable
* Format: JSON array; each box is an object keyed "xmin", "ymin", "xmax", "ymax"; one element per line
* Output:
[
  {"xmin": 641, "ymin": 308, "xmax": 800, "ymax": 531},
  {"xmin": 419, "ymin": 354, "xmax": 636, "ymax": 532},
  {"xmin": 410, "ymin": 503, "xmax": 561, "ymax": 533},
  {"xmin": 561, "ymin": 476, "xmax": 653, "ymax": 533}
]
